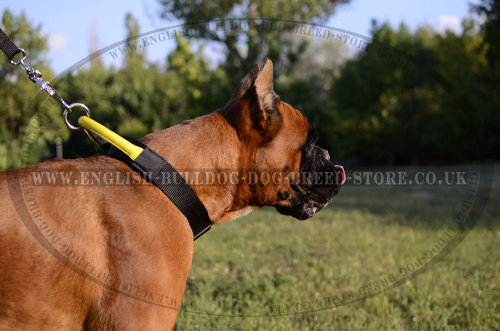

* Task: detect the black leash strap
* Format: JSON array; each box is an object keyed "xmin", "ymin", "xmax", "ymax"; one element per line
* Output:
[
  {"xmin": 88, "ymin": 131, "xmax": 212, "ymax": 240},
  {"xmin": 0, "ymin": 28, "xmax": 21, "ymax": 60}
]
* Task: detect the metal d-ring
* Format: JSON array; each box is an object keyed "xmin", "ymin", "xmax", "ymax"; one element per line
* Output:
[
  {"xmin": 9, "ymin": 48, "xmax": 27, "ymax": 66},
  {"xmin": 63, "ymin": 103, "xmax": 91, "ymax": 131}
]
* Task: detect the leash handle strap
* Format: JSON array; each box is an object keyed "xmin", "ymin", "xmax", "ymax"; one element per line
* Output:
[
  {"xmin": 0, "ymin": 28, "xmax": 21, "ymax": 60},
  {"xmin": 83, "ymin": 123, "xmax": 212, "ymax": 240}
]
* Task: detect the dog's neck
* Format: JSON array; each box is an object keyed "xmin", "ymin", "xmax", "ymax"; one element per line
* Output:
[{"xmin": 139, "ymin": 112, "xmax": 254, "ymax": 224}]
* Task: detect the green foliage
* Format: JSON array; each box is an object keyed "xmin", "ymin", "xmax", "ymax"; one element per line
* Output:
[
  {"xmin": 167, "ymin": 36, "xmax": 214, "ymax": 118},
  {"xmin": 327, "ymin": 19, "xmax": 498, "ymax": 164}
]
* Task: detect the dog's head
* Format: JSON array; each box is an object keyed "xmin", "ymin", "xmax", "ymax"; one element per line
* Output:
[{"xmin": 219, "ymin": 58, "xmax": 345, "ymax": 220}]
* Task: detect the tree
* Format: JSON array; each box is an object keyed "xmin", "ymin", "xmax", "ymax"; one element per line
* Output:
[
  {"xmin": 158, "ymin": 0, "xmax": 350, "ymax": 84},
  {"xmin": 124, "ymin": 12, "xmax": 146, "ymax": 66},
  {"xmin": 326, "ymin": 18, "xmax": 497, "ymax": 164}
]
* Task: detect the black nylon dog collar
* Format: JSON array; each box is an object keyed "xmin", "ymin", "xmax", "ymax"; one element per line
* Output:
[{"xmin": 88, "ymin": 131, "xmax": 212, "ymax": 240}]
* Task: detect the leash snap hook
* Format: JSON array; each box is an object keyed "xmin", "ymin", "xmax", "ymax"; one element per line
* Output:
[
  {"xmin": 63, "ymin": 103, "xmax": 91, "ymax": 131},
  {"xmin": 10, "ymin": 48, "xmax": 70, "ymax": 110}
]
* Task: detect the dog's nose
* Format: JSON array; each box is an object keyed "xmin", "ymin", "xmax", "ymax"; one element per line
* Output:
[{"xmin": 334, "ymin": 165, "xmax": 346, "ymax": 185}]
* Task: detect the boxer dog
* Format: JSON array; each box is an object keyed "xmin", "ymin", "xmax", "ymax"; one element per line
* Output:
[{"xmin": 0, "ymin": 59, "xmax": 345, "ymax": 329}]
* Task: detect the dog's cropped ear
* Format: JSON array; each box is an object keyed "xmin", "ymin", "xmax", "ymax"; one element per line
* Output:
[
  {"xmin": 221, "ymin": 58, "xmax": 281, "ymax": 143},
  {"xmin": 231, "ymin": 63, "xmax": 260, "ymax": 99},
  {"xmin": 247, "ymin": 58, "xmax": 281, "ymax": 134},
  {"xmin": 254, "ymin": 58, "xmax": 276, "ymax": 117}
]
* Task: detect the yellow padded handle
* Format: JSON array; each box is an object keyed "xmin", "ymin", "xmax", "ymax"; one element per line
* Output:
[{"xmin": 78, "ymin": 116, "xmax": 144, "ymax": 161}]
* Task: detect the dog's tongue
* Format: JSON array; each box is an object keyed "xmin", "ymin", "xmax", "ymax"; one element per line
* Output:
[{"xmin": 335, "ymin": 165, "xmax": 346, "ymax": 185}]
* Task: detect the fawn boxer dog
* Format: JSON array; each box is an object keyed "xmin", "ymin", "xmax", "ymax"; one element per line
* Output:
[{"xmin": 0, "ymin": 59, "xmax": 345, "ymax": 329}]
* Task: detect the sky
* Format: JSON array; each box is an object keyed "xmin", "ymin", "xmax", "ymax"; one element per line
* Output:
[{"xmin": 1, "ymin": 0, "xmax": 475, "ymax": 75}]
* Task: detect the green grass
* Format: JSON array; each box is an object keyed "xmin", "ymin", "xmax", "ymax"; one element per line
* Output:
[{"xmin": 175, "ymin": 165, "xmax": 500, "ymax": 330}]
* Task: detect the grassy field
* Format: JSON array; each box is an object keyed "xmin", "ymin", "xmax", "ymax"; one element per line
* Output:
[{"xmin": 175, "ymin": 165, "xmax": 499, "ymax": 330}]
